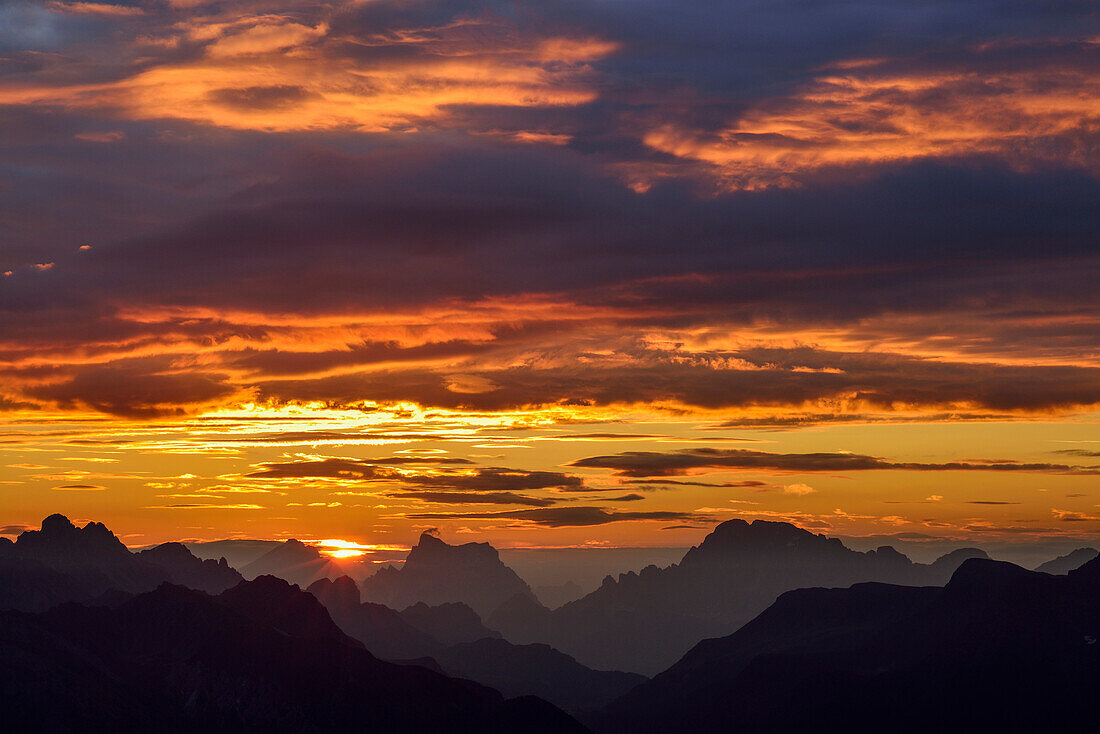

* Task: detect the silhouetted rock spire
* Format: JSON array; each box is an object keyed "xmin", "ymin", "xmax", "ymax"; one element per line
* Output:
[{"xmin": 360, "ymin": 532, "xmax": 534, "ymax": 617}]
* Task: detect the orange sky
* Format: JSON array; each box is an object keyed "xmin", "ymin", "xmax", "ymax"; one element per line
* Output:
[{"xmin": 0, "ymin": 0, "xmax": 1097, "ymax": 553}]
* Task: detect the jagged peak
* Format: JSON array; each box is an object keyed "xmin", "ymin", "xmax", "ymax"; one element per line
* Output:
[
  {"xmin": 41, "ymin": 513, "xmax": 77, "ymax": 534},
  {"xmin": 307, "ymin": 574, "xmax": 362, "ymax": 606},
  {"xmin": 407, "ymin": 532, "xmax": 500, "ymax": 564},
  {"xmin": 237, "ymin": 573, "xmax": 299, "ymax": 592}
]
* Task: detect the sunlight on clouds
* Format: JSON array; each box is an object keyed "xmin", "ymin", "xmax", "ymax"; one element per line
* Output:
[
  {"xmin": 0, "ymin": 14, "xmax": 615, "ymax": 133},
  {"xmin": 644, "ymin": 48, "xmax": 1100, "ymax": 189}
]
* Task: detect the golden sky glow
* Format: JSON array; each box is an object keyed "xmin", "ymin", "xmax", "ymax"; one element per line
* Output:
[{"xmin": 0, "ymin": 0, "xmax": 1097, "ymax": 555}]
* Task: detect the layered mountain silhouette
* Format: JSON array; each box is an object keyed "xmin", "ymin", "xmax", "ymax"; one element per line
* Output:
[
  {"xmin": 1036, "ymin": 547, "xmax": 1098, "ymax": 574},
  {"xmin": 306, "ymin": 574, "xmax": 640, "ymax": 716},
  {"xmin": 240, "ymin": 538, "xmax": 345, "ymax": 588},
  {"xmin": 490, "ymin": 519, "xmax": 988, "ymax": 674},
  {"xmin": 0, "ymin": 575, "xmax": 589, "ymax": 733},
  {"xmin": 435, "ymin": 638, "xmax": 646, "ymax": 716},
  {"xmin": 0, "ymin": 515, "xmax": 241, "ymax": 611},
  {"xmin": 594, "ymin": 556, "xmax": 1100, "ymax": 733},
  {"xmin": 400, "ymin": 600, "xmax": 502, "ymax": 646},
  {"xmin": 306, "ymin": 576, "xmax": 443, "ymax": 660},
  {"xmin": 361, "ymin": 531, "xmax": 535, "ymax": 617},
  {"xmin": 137, "ymin": 542, "xmax": 243, "ymax": 594},
  {"xmin": 186, "ymin": 539, "xmax": 282, "ymax": 569}
]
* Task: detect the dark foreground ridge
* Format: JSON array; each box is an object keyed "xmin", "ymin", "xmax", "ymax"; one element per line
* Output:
[
  {"xmin": 592, "ymin": 556, "xmax": 1100, "ymax": 733},
  {"xmin": 0, "ymin": 574, "xmax": 589, "ymax": 734}
]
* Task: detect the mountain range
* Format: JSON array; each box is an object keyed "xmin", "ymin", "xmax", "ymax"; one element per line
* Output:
[
  {"xmin": 0, "ymin": 515, "xmax": 242, "ymax": 611},
  {"xmin": 0, "ymin": 574, "xmax": 588, "ymax": 733},
  {"xmin": 5, "ymin": 513, "xmax": 1097, "ymax": 731},
  {"xmin": 593, "ymin": 555, "xmax": 1100, "ymax": 732},
  {"xmin": 489, "ymin": 519, "xmax": 989, "ymax": 674},
  {"xmin": 1035, "ymin": 547, "xmax": 1098, "ymax": 575},
  {"xmin": 305, "ymin": 574, "xmax": 642, "ymax": 715}
]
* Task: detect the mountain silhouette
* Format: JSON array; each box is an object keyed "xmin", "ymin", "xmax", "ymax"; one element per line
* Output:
[
  {"xmin": 360, "ymin": 531, "xmax": 535, "ymax": 617},
  {"xmin": 306, "ymin": 576, "xmax": 443, "ymax": 660},
  {"xmin": 185, "ymin": 539, "xmax": 283, "ymax": 569},
  {"xmin": 239, "ymin": 538, "xmax": 344, "ymax": 588},
  {"xmin": 400, "ymin": 601, "xmax": 502, "ymax": 646},
  {"xmin": 0, "ymin": 577, "xmax": 589, "ymax": 733},
  {"xmin": 0, "ymin": 515, "xmax": 243, "ymax": 611},
  {"xmin": 435, "ymin": 637, "xmax": 645, "ymax": 716},
  {"xmin": 490, "ymin": 519, "xmax": 988, "ymax": 674},
  {"xmin": 222, "ymin": 574, "xmax": 354, "ymax": 644},
  {"xmin": 306, "ymin": 574, "xmax": 639, "ymax": 716},
  {"xmin": 9, "ymin": 513, "xmax": 164, "ymax": 592},
  {"xmin": 594, "ymin": 556, "xmax": 1100, "ymax": 733},
  {"xmin": 1036, "ymin": 547, "xmax": 1098, "ymax": 574},
  {"xmin": 138, "ymin": 542, "xmax": 243, "ymax": 594}
]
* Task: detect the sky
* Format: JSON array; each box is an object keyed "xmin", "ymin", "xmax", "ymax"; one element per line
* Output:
[{"xmin": 0, "ymin": 0, "xmax": 1098, "ymax": 557}]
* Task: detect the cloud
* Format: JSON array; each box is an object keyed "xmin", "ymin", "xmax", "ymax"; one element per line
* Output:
[
  {"xmin": 1052, "ymin": 509, "xmax": 1100, "ymax": 522},
  {"xmin": 247, "ymin": 457, "xmax": 584, "ymax": 499},
  {"xmin": 628, "ymin": 479, "xmax": 770, "ymax": 488},
  {"xmin": 0, "ymin": 0, "xmax": 1096, "ymax": 431},
  {"xmin": 783, "ymin": 483, "xmax": 816, "ymax": 496},
  {"xmin": 247, "ymin": 456, "xmax": 474, "ymax": 479},
  {"xmin": 571, "ymin": 448, "xmax": 1100, "ymax": 477},
  {"xmin": 386, "ymin": 490, "xmax": 555, "ymax": 507},
  {"xmin": 51, "ymin": 484, "xmax": 106, "ymax": 491},
  {"xmin": 406, "ymin": 506, "xmax": 705, "ymax": 527},
  {"xmin": 145, "ymin": 503, "xmax": 264, "ymax": 510}
]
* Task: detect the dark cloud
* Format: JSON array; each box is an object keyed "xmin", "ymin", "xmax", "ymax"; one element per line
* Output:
[
  {"xmin": 714, "ymin": 413, "xmax": 1018, "ymax": 429},
  {"xmin": 24, "ymin": 360, "xmax": 236, "ymax": 418},
  {"xmin": 628, "ymin": 479, "xmax": 769, "ymax": 489},
  {"xmin": 248, "ymin": 457, "xmax": 473, "ymax": 479},
  {"xmin": 249, "ymin": 458, "xmax": 584, "ymax": 494},
  {"xmin": 386, "ymin": 491, "xmax": 555, "ymax": 507},
  {"xmin": 207, "ymin": 85, "xmax": 318, "ymax": 111},
  {"xmin": 406, "ymin": 506, "xmax": 705, "ymax": 527},
  {"xmin": 571, "ymin": 448, "xmax": 1100, "ymax": 477}
]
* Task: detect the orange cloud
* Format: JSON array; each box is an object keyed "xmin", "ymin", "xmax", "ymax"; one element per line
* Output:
[
  {"xmin": 0, "ymin": 15, "xmax": 615, "ymax": 133},
  {"xmin": 643, "ymin": 45, "xmax": 1100, "ymax": 189}
]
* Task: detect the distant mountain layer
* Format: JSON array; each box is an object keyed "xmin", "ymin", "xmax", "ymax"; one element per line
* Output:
[
  {"xmin": 240, "ymin": 539, "xmax": 346, "ymax": 588},
  {"xmin": 0, "ymin": 515, "xmax": 242, "ymax": 611},
  {"xmin": 594, "ymin": 556, "xmax": 1100, "ymax": 733},
  {"xmin": 490, "ymin": 519, "xmax": 988, "ymax": 674},
  {"xmin": 435, "ymin": 638, "xmax": 646, "ymax": 716},
  {"xmin": 1036, "ymin": 547, "xmax": 1098, "ymax": 574},
  {"xmin": 185, "ymin": 539, "xmax": 282, "ymax": 569},
  {"xmin": 361, "ymin": 532, "xmax": 535, "ymax": 618},
  {"xmin": 0, "ymin": 576, "xmax": 588, "ymax": 734},
  {"xmin": 306, "ymin": 574, "xmax": 642, "ymax": 716}
]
